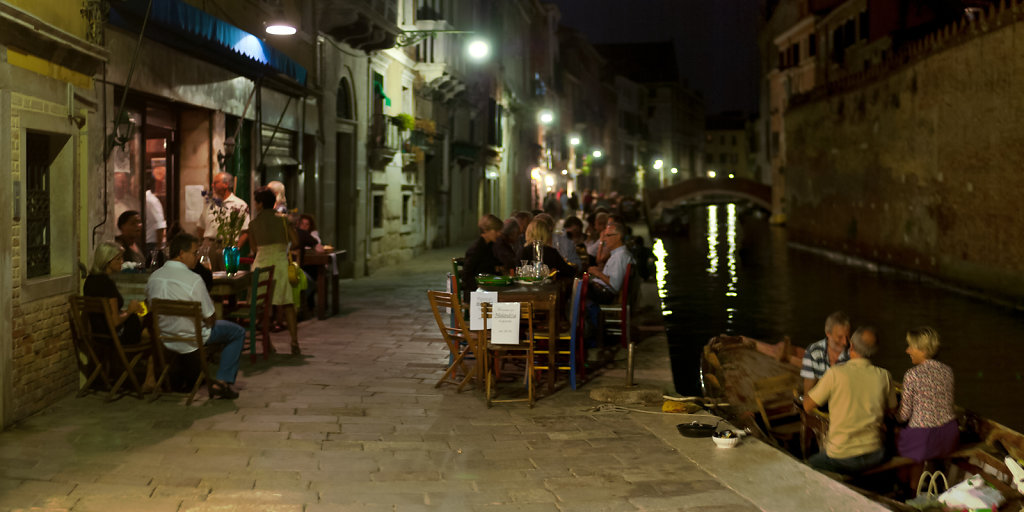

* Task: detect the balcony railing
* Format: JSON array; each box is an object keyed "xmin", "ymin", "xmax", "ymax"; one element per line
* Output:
[{"xmin": 368, "ymin": 114, "xmax": 404, "ymax": 168}]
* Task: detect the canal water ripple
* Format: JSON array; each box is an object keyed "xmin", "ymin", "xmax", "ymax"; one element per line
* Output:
[{"xmin": 656, "ymin": 203, "xmax": 1024, "ymax": 431}]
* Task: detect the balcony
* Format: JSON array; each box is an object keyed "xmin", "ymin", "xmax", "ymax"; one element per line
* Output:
[
  {"xmin": 409, "ymin": 22, "xmax": 467, "ymax": 102},
  {"xmin": 317, "ymin": 0, "xmax": 401, "ymax": 52},
  {"xmin": 368, "ymin": 114, "xmax": 405, "ymax": 168}
]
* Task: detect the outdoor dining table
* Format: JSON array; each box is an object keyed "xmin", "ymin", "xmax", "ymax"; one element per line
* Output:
[
  {"xmin": 110, "ymin": 269, "xmax": 250, "ymax": 319},
  {"xmin": 210, "ymin": 270, "xmax": 250, "ymax": 319},
  {"xmin": 480, "ymin": 280, "xmax": 562, "ymax": 393}
]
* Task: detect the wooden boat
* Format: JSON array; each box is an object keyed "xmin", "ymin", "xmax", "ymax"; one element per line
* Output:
[{"xmin": 701, "ymin": 334, "xmax": 1024, "ymax": 510}]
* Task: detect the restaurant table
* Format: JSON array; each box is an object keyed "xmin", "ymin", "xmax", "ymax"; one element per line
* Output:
[
  {"xmin": 481, "ymin": 280, "xmax": 562, "ymax": 393},
  {"xmin": 210, "ymin": 270, "xmax": 250, "ymax": 319},
  {"xmin": 302, "ymin": 249, "xmax": 347, "ymax": 319}
]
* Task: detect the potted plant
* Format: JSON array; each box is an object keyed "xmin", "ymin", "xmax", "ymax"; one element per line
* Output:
[{"xmin": 394, "ymin": 113, "xmax": 415, "ymax": 131}]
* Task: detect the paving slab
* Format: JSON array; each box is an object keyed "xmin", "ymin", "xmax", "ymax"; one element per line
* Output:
[{"xmin": 0, "ymin": 240, "xmax": 886, "ymax": 511}]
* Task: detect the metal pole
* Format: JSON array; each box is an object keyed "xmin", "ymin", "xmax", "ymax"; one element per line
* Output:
[{"xmin": 625, "ymin": 342, "xmax": 635, "ymax": 387}]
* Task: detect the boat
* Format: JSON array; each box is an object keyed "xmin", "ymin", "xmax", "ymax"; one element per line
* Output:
[{"xmin": 700, "ymin": 334, "xmax": 1024, "ymax": 511}]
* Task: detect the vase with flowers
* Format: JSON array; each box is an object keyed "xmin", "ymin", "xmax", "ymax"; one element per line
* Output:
[{"xmin": 203, "ymin": 190, "xmax": 248, "ymax": 275}]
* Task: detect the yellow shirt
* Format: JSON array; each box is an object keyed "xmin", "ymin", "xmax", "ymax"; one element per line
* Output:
[{"xmin": 808, "ymin": 358, "xmax": 897, "ymax": 459}]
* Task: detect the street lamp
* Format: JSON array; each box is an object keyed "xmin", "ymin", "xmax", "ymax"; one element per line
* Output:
[
  {"xmin": 569, "ymin": 136, "xmax": 580, "ymax": 146},
  {"xmin": 264, "ymin": 0, "xmax": 296, "ymax": 35},
  {"xmin": 653, "ymin": 159, "xmax": 663, "ymax": 170},
  {"xmin": 466, "ymin": 38, "xmax": 490, "ymax": 60},
  {"xmin": 537, "ymin": 109, "xmax": 554, "ymax": 125},
  {"xmin": 592, "ymin": 149, "xmax": 602, "ymax": 158}
]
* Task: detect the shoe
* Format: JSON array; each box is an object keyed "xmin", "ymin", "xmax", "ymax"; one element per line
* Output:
[
  {"xmin": 290, "ymin": 343, "xmax": 301, "ymax": 355},
  {"xmin": 209, "ymin": 380, "xmax": 239, "ymax": 399}
]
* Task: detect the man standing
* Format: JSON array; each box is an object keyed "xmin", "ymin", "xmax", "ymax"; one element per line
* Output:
[
  {"xmin": 801, "ymin": 311, "xmax": 852, "ymax": 393},
  {"xmin": 147, "ymin": 233, "xmax": 246, "ymax": 399},
  {"xmin": 804, "ymin": 326, "xmax": 897, "ymax": 474},
  {"xmin": 196, "ymin": 171, "xmax": 250, "ymax": 251}
]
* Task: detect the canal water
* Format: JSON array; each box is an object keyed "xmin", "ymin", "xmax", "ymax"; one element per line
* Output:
[{"xmin": 655, "ymin": 202, "xmax": 1024, "ymax": 432}]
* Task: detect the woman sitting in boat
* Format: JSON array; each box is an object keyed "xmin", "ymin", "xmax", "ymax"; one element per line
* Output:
[{"xmin": 896, "ymin": 327, "xmax": 958, "ymax": 462}]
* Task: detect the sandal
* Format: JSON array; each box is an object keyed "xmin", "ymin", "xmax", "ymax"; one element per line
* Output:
[
  {"xmin": 290, "ymin": 343, "xmax": 301, "ymax": 355},
  {"xmin": 209, "ymin": 380, "xmax": 239, "ymax": 399}
]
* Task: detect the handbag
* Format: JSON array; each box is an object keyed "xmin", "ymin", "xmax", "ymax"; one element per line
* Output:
[{"xmin": 287, "ymin": 251, "xmax": 301, "ymax": 286}]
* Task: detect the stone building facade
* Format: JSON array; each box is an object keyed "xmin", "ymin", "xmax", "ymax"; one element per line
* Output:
[{"xmin": 785, "ymin": 4, "xmax": 1024, "ymax": 300}]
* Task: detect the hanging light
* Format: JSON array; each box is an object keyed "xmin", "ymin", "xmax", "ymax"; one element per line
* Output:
[{"xmin": 265, "ymin": 0, "xmax": 296, "ymax": 35}]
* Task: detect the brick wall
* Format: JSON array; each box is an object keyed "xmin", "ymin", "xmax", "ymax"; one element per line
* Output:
[
  {"xmin": 784, "ymin": 7, "xmax": 1024, "ymax": 300},
  {"xmin": 9, "ymin": 94, "xmax": 80, "ymax": 423}
]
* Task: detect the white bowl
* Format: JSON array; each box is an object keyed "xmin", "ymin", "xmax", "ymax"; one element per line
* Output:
[{"xmin": 712, "ymin": 431, "xmax": 741, "ymax": 448}]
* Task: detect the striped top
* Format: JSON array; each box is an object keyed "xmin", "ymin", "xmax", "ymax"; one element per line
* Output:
[{"xmin": 800, "ymin": 338, "xmax": 850, "ymax": 381}]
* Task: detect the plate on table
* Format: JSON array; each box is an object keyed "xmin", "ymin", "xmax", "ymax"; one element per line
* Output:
[
  {"xmin": 477, "ymin": 274, "xmax": 512, "ymax": 287},
  {"xmin": 513, "ymin": 277, "xmax": 549, "ymax": 285}
]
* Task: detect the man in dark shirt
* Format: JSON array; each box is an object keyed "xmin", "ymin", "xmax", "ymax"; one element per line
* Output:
[{"xmin": 461, "ymin": 214, "xmax": 503, "ymax": 302}]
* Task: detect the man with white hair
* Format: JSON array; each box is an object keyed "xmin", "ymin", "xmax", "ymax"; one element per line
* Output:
[{"xmin": 804, "ymin": 326, "xmax": 897, "ymax": 475}]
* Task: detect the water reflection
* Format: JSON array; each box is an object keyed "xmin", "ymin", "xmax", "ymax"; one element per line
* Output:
[
  {"xmin": 659, "ymin": 202, "xmax": 1024, "ymax": 430},
  {"xmin": 652, "ymin": 238, "xmax": 671, "ymax": 315}
]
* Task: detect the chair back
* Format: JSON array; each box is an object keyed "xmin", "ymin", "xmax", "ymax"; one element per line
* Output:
[
  {"xmin": 148, "ymin": 298, "xmax": 211, "ymax": 405},
  {"xmin": 480, "ymin": 301, "xmax": 536, "ymax": 347},
  {"xmin": 427, "ymin": 289, "xmax": 473, "ymax": 343},
  {"xmin": 451, "ymin": 257, "xmax": 465, "ymax": 299},
  {"xmin": 753, "ymin": 372, "xmax": 802, "ymax": 430},
  {"xmin": 149, "ymin": 299, "xmax": 205, "ymax": 352},
  {"xmin": 480, "ymin": 300, "xmax": 537, "ymax": 406},
  {"xmin": 251, "ymin": 266, "xmax": 274, "ymax": 320}
]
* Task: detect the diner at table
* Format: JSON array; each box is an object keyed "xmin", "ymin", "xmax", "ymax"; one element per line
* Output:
[
  {"xmin": 146, "ymin": 232, "xmax": 246, "ymax": 399},
  {"xmin": 460, "ymin": 214, "xmax": 504, "ymax": 302}
]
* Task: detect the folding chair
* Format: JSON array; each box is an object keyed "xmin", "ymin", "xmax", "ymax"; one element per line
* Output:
[
  {"xmin": 224, "ymin": 266, "xmax": 275, "ymax": 362},
  {"xmin": 67, "ymin": 295, "xmax": 151, "ymax": 400},
  {"xmin": 480, "ymin": 301, "xmax": 536, "ymax": 407},
  {"xmin": 428, "ymin": 289, "xmax": 479, "ymax": 391},
  {"xmin": 148, "ymin": 299, "xmax": 216, "ymax": 405},
  {"xmin": 67, "ymin": 295, "xmax": 114, "ymax": 397}
]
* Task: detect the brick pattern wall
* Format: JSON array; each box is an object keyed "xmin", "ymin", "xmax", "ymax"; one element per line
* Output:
[
  {"xmin": 9, "ymin": 94, "xmax": 79, "ymax": 422},
  {"xmin": 784, "ymin": 8, "xmax": 1024, "ymax": 299}
]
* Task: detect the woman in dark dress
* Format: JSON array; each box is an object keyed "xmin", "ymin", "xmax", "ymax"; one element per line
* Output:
[
  {"xmin": 83, "ymin": 241, "xmax": 145, "ymax": 344},
  {"xmin": 518, "ymin": 218, "xmax": 575, "ymax": 281}
]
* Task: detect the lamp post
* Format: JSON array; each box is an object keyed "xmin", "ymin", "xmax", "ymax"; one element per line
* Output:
[
  {"xmin": 568, "ymin": 135, "xmax": 580, "ymax": 197},
  {"xmin": 653, "ymin": 159, "xmax": 664, "ymax": 188}
]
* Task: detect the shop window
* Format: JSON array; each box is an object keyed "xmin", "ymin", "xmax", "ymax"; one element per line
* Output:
[{"xmin": 20, "ymin": 125, "xmax": 75, "ymax": 300}]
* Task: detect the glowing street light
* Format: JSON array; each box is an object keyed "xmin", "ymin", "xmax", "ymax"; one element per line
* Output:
[
  {"xmin": 708, "ymin": 170, "xmax": 717, "ymax": 178},
  {"xmin": 592, "ymin": 149, "xmax": 602, "ymax": 158},
  {"xmin": 728, "ymin": 173, "xmax": 735, "ymax": 179},
  {"xmin": 561, "ymin": 169, "xmax": 568, "ymax": 175},
  {"xmin": 538, "ymin": 109, "xmax": 554, "ymax": 125},
  {"xmin": 569, "ymin": 136, "xmax": 580, "ymax": 146},
  {"xmin": 653, "ymin": 159, "xmax": 664, "ymax": 170},
  {"xmin": 671, "ymin": 167, "xmax": 678, "ymax": 174},
  {"xmin": 466, "ymin": 38, "xmax": 490, "ymax": 60}
]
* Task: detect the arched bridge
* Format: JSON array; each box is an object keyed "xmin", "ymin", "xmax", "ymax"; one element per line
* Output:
[{"xmin": 646, "ymin": 177, "xmax": 772, "ymax": 216}]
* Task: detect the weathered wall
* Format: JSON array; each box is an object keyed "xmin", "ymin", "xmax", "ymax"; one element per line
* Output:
[{"xmin": 785, "ymin": 9, "xmax": 1024, "ymax": 300}]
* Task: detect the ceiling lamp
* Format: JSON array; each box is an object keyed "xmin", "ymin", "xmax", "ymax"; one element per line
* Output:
[{"xmin": 265, "ymin": 1, "xmax": 296, "ymax": 35}]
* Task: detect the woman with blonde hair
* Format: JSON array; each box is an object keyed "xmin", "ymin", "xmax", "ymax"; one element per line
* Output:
[
  {"xmin": 83, "ymin": 241, "xmax": 146, "ymax": 344},
  {"xmin": 266, "ymin": 181, "xmax": 288, "ymax": 213},
  {"xmin": 896, "ymin": 326, "xmax": 958, "ymax": 462},
  {"xmin": 519, "ymin": 218, "xmax": 575, "ymax": 280},
  {"xmin": 249, "ymin": 187, "xmax": 300, "ymax": 354}
]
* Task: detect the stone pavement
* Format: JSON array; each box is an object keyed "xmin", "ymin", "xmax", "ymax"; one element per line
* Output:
[{"xmin": 0, "ymin": 244, "xmax": 885, "ymax": 512}]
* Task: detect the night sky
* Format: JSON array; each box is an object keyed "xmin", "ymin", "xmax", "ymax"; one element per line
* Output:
[{"xmin": 550, "ymin": 0, "xmax": 761, "ymax": 115}]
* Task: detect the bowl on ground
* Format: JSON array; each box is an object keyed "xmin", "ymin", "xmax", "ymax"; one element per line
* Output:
[{"xmin": 712, "ymin": 430, "xmax": 741, "ymax": 448}]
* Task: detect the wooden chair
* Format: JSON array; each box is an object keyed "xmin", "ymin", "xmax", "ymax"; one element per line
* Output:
[
  {"xmin": 67, "ymin": 295, "xmax": 151, "ymax": 400},
  {"xmin": 599, "ymin": 263, "xmax": 638, "ymax": 348},
  {"xmin": 480, "ymin": 301, "xmax": 536, "ymax": 407},
  {"xmin": 753, "ymin": 372, "xmax": 806, "ymax": 455},
  {"xmin": 224, "ymin": 266, "xmax": 275, "ymax": 362},
  {"xmin": 533, "ymin": 278, "xmax": 588, "ymax": 390},
  {"xmin": 428, "ymin": 289, "xmax": 479, "ymax": 391},
  {"xmin": 67, "ymin": 295, "xmax": 114, "ymax": 397},
  {"xmin": 148, "ymin": 299, "xmax": 215, "ymax": 405}
]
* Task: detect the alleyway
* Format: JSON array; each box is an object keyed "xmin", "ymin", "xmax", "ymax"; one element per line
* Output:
[{"xmin": 0, "ymin": 246, "xmax": 881, "ymax": 511}]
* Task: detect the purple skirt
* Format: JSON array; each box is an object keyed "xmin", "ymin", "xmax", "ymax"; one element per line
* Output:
[{"xmin": 897, "ymin": 420, "xmax": 959, "ymax": 462}]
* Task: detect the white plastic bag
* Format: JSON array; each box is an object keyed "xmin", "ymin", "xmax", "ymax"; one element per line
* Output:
[{"xmin": 938, "ymin": 474, "xmax": 1005, "ymax": 510}]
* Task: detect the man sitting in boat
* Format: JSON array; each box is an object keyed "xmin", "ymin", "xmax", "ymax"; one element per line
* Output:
[
  {"xmin": 800, "ymin": 311, "xmax": 852, "ymax": 393},
  {"xmin": 804, "ymin": 326, "xmax": 898, "ymax": 475}
]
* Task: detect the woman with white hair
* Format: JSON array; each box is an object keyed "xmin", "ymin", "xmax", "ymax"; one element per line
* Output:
[
  {"xmin": 83, "ymin": 241, "xmax": 146, "ymax": 344},
  {"xmin": 266, "ymin": 181, "xmax": 288, "ymax": 214},
  {"xmin": 896, "ymin": 326, "xmax": 958, "ymax": 462}
]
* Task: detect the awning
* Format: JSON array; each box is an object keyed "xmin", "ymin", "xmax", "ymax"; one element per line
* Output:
[{"xmin": 109, "ymin": 0, "xmax": 306, "ymax": 86}]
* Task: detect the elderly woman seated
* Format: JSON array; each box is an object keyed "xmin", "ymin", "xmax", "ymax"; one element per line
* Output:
[{"xmin": 896, "ymin": 326, "xmax": 958, "ymax": 463}]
